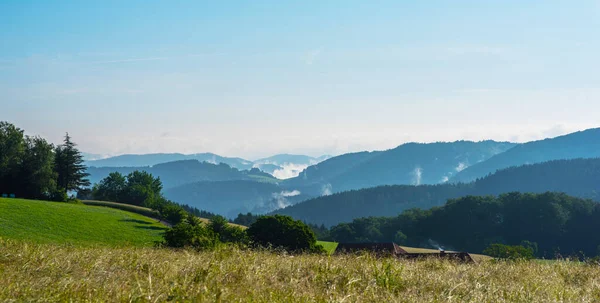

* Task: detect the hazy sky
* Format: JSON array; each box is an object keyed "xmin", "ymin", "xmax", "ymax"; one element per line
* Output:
[{"xmin": 1, "ymin": 0, "xmax": 599, "ymax": 159}]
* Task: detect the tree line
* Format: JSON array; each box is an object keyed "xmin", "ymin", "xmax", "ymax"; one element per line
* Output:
[
  {"xmin": 0, "ymin": 122, "xmax": 90, "ymax": 201},
  {"xmin": 329, "ymin": 192, "xmax": 600, "ymax": 258}
]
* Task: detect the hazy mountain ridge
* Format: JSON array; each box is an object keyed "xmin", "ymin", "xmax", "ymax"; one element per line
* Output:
[
  {"xmin": 451, "ymin": 128, "xmax": 600, "ymax": 183},
  {"xmin": 86, "ymin": 159, "xmax": 276, "ymax": 190},
  {"xmin": 283, "ymin": 140, "xmax": 516, "ymax": 194},
  {"xmin": 85, "ymin": 152, "xmax": 331, "ymax": 179},
  {"xmin": 85, "ymin": 153, "xmax": 254, "ymax": 170},
  {"xmin": 162, "ymin": 180, "xmax": 312, "ymax": 218},
  {"xmin": 274, "ymin": 158, "xmax": 600, "ymax": 226},
  {"xmin": 252, "ymin": 154, "xmax": 332, "ymax": 179}
]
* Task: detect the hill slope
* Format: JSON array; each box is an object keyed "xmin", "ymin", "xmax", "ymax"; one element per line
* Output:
[
  {"xmin": 283, "ymin": 141, "xmax": 516, "ymax": 195},
  {"xmin": 163, "ymin": 180, "xmax": 312, "ymax": 218},
  {"xmin": 87, "ymin": 160, "xmax": 277, "ymax": 189},
  {"xmin": 275, "ymin": 158, "xmax": 600, "ymax": 226},
  {"xmin": 451, "ymin": 128, "xmax": 600, "ymax": 183},
  {"xmin": 85, "ymin": 153, "xmax": 254, "ymax": 170},
  {"xmin": 0, "ymin": 198, "xmax": 166, "ymax": 246}
]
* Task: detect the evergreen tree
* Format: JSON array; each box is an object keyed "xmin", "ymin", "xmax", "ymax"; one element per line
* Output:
[{"xmin": 54, "ymin": 133, "xmax": 90, "ymax": 193}]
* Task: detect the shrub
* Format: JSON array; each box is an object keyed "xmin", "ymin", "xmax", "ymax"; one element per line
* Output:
[
  {"xmin": 483, "ymin": 243, "xmax": 535, "ymax": 260},
  {"xmin": 65, "ymin": 198, "xmax": 83, "ymax": 205},
  {"xmin": 208, "ymin": 215, "xmax": 248, "ymax": 245},
  {"xmin": 162, "ymin": 222, "xmax": 219, "ymax": 249},
  {"xmin": 159, "ymin": 203, "xmax": 188, "ymax": 225},
  {"xmin": 247, "ymin": 215, "xmax": 323, "ymax": 253},
  {"xmin": 49, "ymin": 189, "xmax": 68, "ymax": 202}
]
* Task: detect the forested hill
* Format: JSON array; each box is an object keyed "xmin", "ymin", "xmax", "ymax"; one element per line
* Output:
[
  {"xmin": 451, "ymin": 128, "xmax": 600, "ymax": 183},
  {"xmin": 87, "ymin": 160, "xmax": 276, "ymax": 190},
  {"xmin": 274, "ymin": 158, "xmax": 600, "ymax": 226},
  {"xmin": 85, "ymin": 153, "xmax": 254, "ymax": 170},
  {"xmin": 283, "ymin": 140, "xmax": 515, "ymax": 195},
  {"xmin": 329, "ymin": 192, "xmax": 600, "ymax": 258},
  {"xmin": 163, "ymin": 180, "xmax": 311, "ymax": 218}
]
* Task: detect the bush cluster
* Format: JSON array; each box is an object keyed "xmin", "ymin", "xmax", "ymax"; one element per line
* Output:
[{"xmin": 162, "ymin": 214, "xmax": 323, "ymax": 254}]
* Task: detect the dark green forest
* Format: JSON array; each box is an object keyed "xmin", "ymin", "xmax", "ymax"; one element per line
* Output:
[{"xmin": 329, "ymin": 192, "xmax": 600, "ymax": 258}]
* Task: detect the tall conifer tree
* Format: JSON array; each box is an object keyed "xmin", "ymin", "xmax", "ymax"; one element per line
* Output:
[{"xmin": 54, "ymin": 133, "xmax": 90, "ymax": 193}]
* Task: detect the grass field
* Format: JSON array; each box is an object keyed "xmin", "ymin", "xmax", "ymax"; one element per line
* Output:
[
  {"xmin": 317, "ymin": 240, "xmax": 338, "ymax": 254},
  {"xmin": 1, "ymin": 239, "xmax": 599, "ymax": 302},
  {"xmin": 83, "ymin": 199, "xmax": 248, "ymax": 229},
  {"xmin": 82, "ymin": 200, "xmax": 161, "ymax": 218},
  {"xmin": 0, "ymin": 198, "xmax": 166, "ymax": 247}
]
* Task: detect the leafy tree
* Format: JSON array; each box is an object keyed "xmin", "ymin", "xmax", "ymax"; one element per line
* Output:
[
  {"xmin": 159, "ymin": 202, "xmax": 188, "ymax": 225},
  {"xmin": 124, "ymin": 171, "xmax": 162, "ymax": 207},
  {"xmin": 394, "ymin": 231, "xmax": 408, "ymax": 245},
  {"xmin": 233, "ymin": 212, "xmax": 260, "ymax": 226},
  {"xmin": 54, "ymin": 133, "xmax": 90, "ymax": 193},
  {"xmin": 247, "ymin": 215, "xmax": 323, "ymax": 253},
  {"xmin": 92, "ymin": 172, "xmax": 126, "ymax": 202},
  {"xmin": 483, "ymin": 243, "xmax": 535, "ymax": 260},
  {"xmin": 208, "ymin": 215, "xmax": 248, "ymax": 244},
  {"xmin": 0, "ymin": 122, "xmax": 25, "ymax": 195},
  {"xmin": 18, "ymin": 136, "xmax": 57, "ymax": 199}
]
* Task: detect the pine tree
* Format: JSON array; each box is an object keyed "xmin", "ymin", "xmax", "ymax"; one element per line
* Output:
[{"xmin": 54, "ymin": 133, "xmax": 90, "ymax": 193}]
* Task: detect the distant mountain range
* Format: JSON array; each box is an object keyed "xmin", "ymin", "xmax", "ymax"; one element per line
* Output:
[
  {"xmin": 86, "ymin": 160, "xmax": 276, "ymax": 190},
  {"xmin": 85, "ymin": 153, "xmax": 255, "ymax": 170},
  {"xmin": 84, "ymin": 152, "xmax": 331, "ymax": 179},
  {"xmin": 274, "ymin": 158, "xmax": 600, "ymax": 226},
  {"xmin": 282, "ymin": 140, "xmax": 516, "ymax": 195},
  {"xmin": 162, "ymin": 180, "xmax": 312, "ymax": 218},
  {"xmin": 450, "ymin": 128, "xmax": 600, "ymax": 183},
  {"xmin": 84, "ymin": 127, "xmax": 600, "ymax": 221}
]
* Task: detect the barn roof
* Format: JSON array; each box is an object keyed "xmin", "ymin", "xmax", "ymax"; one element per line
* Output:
[{"xmin": 335, "ymin": 242, "xmax": 407, "ymax": 255}]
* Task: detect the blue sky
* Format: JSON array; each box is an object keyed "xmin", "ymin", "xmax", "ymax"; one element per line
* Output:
[{"xmin": 1, "ymin": 0, "xmax": 599, "ymax": 159}]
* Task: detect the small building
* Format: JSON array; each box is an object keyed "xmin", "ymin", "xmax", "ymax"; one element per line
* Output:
[
  {"xmin": 335, "ymin": 242, "xmax": 475, "ymax": 263},
  {"xmin": 336, "ymin": 242, "xmax": 407, "ymax": 256}
]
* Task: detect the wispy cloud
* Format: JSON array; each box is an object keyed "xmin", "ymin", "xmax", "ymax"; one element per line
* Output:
[
  {"xmin": 446, "ymin": 46, "xmax": 508, "ymax": 56},
  {"xmin": 304, "ymin": 48, "xmax": 323, "ymax": 65},
  {"xmin": 94, "ymin": 57, "xmax": 169, "ymax": 64}
]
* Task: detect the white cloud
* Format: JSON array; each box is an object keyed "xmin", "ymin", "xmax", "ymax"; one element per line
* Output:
[
  {"xmin": 271, "ymin": 190, "xmax": 302, "ymax": 209},
  {"xmin": 321, "ymin": 184, "xmax": 332, "ymax": 196},
  {"xmin": 412, "ymin": 167, "xmax": 423, "ymax": 186},
  {"xmin": 455, "ymin": 162, "xmax": 467, "ymax": 172},
  {"xmin": 272, "ymin": 163, "xmax": 309, "ymax": 179}
]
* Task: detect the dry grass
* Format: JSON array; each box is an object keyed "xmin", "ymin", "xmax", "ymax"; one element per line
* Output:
[{"xmin": 2, "ymin": 238, "xmax": 600, "ymax": 302}]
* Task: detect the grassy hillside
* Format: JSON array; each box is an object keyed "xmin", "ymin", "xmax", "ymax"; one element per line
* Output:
[
  {"xmin": 82, "ymin": 199, "xmax": 248, "ymax": 229},
  {"xmin": 0, "ymin": 198, "xmax": 166, "ymax": 246},
  {"xmin": 1, "ymin": 240, "xmax": 598, "ymax": 302}
]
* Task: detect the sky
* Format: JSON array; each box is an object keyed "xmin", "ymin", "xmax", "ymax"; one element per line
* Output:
[{"xmin": 1, "ymin": 0, "xmax": 599, "ymax": 160}]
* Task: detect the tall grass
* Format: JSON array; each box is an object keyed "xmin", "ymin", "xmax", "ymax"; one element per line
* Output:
[{"xmin": 2, "ymin": 238, "xmax": 599, "ymax": 302}]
